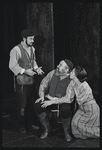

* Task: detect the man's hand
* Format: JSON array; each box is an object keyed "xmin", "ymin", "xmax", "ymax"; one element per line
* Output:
[
  {"xmin": 35, "ymin": 97, "xmax": 44, "ymax": 103},
  {"xmin": 41, "ymin": 99, "xmax": 53, "ymax": 108},
  {"xmin": 24, "ymin": 68, "xmax": 36, "ymax": 76},
  {"xmin": 35, "ymin": 67, "xmax": 44, "ymax": 75}
]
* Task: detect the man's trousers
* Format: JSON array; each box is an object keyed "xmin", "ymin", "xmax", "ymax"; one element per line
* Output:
[
  {"xmin": 34, "ymin": 99, "xmax": 74, "ymax": 119},
  {"xmin": 15, "ymin": 81, "xmax": 35, "ymax": 127}
]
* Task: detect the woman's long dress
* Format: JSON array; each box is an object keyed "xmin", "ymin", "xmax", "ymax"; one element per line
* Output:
[{"xmin": 71, "ymin": 81, "xmax": 100, "ymax": 139}]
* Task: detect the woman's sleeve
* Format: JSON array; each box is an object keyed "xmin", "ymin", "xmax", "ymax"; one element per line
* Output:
[{"xmin": 77, "ymin": 83, "xmax": 93, "ymax": 105}]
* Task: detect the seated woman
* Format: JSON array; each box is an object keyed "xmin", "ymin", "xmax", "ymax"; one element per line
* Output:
[
  {"xmin": 70, "ymin": 66, "xmax": 100, "ymax": 139},
  {"xmin": 41, "ymin": 66, "xmax": 100, "ymax": 139}
]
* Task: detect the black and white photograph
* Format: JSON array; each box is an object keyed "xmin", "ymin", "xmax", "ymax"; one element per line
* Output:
[{"xmin": 2, "ymin": 0, "xmax": 100, "ymax": 148}]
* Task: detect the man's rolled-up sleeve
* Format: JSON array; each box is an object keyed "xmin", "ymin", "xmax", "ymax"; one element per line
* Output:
[{"xmin": 9, "ymin": 46, "xmax": 25, "ymax": 75}]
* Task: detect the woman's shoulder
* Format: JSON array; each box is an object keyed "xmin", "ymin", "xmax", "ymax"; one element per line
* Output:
[
  {"xmin": 70, "ymin": 79, "xmax": 76, "ymax": 87},
  {"xmin": 80, "ymin": 81, "xmax": 92, "ymax": 92},
  {"xmin": 81, "ymin": 81, "xmax": 90, "ymax": 88}
]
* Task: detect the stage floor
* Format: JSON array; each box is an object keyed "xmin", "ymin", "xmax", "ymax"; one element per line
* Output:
[{"xmin": 2, "ymin": 108, "xmax": 100, "ymax": 148}]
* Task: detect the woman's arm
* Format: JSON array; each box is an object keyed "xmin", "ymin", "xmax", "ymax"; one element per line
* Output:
[{"xmin": 77, "ymin": 82, "xmax": 93, "ymax": 105}]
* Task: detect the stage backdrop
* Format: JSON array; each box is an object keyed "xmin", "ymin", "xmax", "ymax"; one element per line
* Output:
[{"xmin": 54, "ymin": 2, "xmax": 100, "ymax": 102}]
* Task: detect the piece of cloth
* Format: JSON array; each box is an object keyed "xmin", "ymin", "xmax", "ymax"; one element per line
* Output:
[
  {"xmin": 16, "ymin": 82, "xmax": 35, "ymax": 125},
  {"xmin": 70, "ymin": 81, "xmax": 100, "ymax": 139},
  {"xmin": 17, "ymin": 43, "xmax": 35, "ymax": 70},
  {"xmin": 48, "ymin": 72, "xmax": 71, "ymax": 98}
]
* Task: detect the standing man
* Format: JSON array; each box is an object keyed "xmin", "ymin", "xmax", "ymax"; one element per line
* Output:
[
  {"xmin": 9, "ymin": 29, "xmax": 44, "ymax": 133},
  {"xmin": 35, "ymin": 59, "xmax": 75, "ymax": 142}
]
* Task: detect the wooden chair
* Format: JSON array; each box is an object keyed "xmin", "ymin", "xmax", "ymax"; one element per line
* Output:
[{"xmin": 49, "ymin": 96, "xmax": 78, "ymax": 133}]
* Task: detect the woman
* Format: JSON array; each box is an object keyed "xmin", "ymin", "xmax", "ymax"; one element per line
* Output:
[{"xmin": 70, "ymin": 66, "xmax": 100, "ymax": 139}]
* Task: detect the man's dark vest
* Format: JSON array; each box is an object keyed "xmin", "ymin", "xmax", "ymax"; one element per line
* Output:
[
  {"xmin": 48, "ymin": 72, "xmax": 71, "ymax": 98},
  {"xmin": 17, "ymin": 43, "xmax": 35, "ymax": 69},
  {"xmin": 16, "ymin": 44, "xmax": 35, "ymax": 85}
]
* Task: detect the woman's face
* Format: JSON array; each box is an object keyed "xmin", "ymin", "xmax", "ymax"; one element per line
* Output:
[{"xmin": 70, "ymin": 68, "xmax": 76, "ymax": 79}]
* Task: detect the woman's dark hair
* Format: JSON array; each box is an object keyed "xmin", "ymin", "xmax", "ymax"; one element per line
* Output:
[{"xmin": 75, "ymin": 66, "xmax": 87, "ymax": 83}]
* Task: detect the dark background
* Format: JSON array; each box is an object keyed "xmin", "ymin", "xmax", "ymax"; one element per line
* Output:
[{"xmin": 2, "ymin": 1, "xmax": 100, "ymax": 106}]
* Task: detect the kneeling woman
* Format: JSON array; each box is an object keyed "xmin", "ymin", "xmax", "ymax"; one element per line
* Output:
[{"xmin": 70, "ymin": 66, "xmax": 100, "ymax": 139}]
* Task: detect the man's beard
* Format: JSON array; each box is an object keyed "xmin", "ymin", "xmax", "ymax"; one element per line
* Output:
[
  {"xmin": 55, "ymin": 68, "xmax": 66, "ymax": 76},
  {"xmin": 26, "ymin": 40, "xmax": 33, "ymax": 47}
]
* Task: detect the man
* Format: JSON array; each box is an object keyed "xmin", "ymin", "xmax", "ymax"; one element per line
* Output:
[
  {"xmin": 35, "ymin": 59, "xmax": 75, "ymax": 142},
  {"xmin": 9, "ymin": 29, "xmax": 44, "ymax": 133}
]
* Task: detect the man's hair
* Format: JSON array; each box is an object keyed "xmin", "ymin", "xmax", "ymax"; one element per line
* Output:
[
  {"xmin": 75, "ymin": 66, "xmax": 87, "ymax": 83},
  {"xmin": 21, "ymin": 29, "xmax": 35, "ymax": 38}
]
